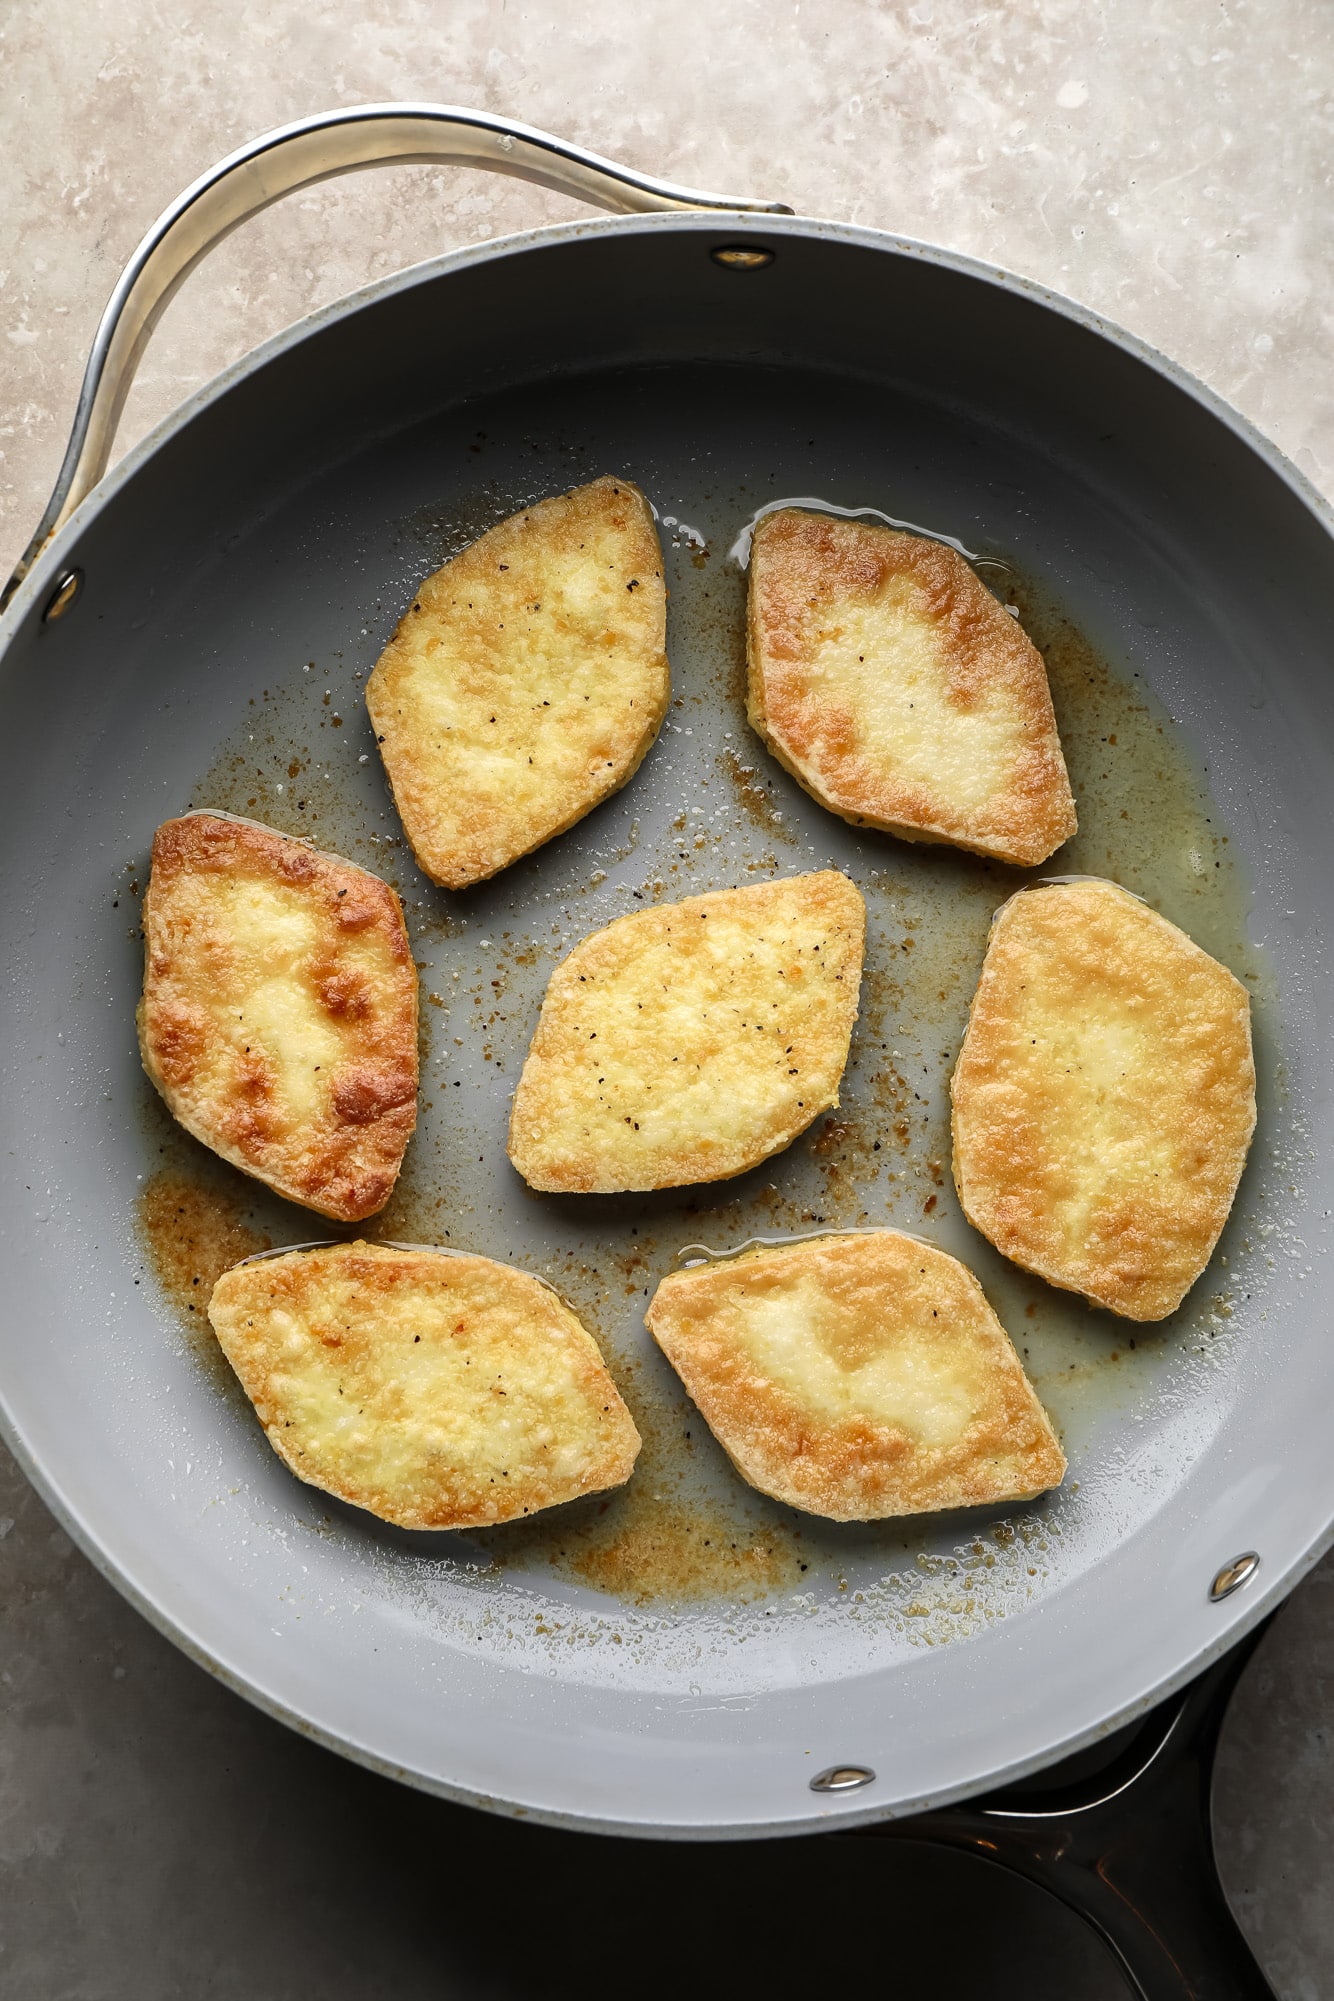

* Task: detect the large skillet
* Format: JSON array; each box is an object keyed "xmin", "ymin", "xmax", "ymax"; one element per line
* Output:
[{"xmin": 3, "ymin": 106, "xmax": 1330, "ymax": 1995}]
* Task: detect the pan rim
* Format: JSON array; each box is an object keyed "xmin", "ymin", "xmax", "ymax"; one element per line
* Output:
[
  {"xmin": 3, "ymin": 1374, "xmax": 1326, "ymax": 1840},
  {"xmin": 2, "ymin": 206, "xmax": 1331, "ymax": 1836},
  {"xmin": 5, "ymin": 205, "xmax": 1332, "ymax": 633}
]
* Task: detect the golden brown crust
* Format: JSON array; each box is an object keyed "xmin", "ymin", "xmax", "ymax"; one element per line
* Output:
[
  {"xmin": 646, "ymin": 1232, "xmax": 1065, "ymax": 1521},
  {"xmin": 208, "ymin": 1242, "xmax": 640, "ymax": 1529},
  {"xmin": 367, "ymin": 476, "xmax": 669, "ymax": 889},
  {"xmin": 138, "ymin": 814, "xmax": 418, "ymax": 1221},
  {"xmin": 746, "ymin": 510, "xmax": 1076, "ymax": 867},
  {"xmin": 951, "ymin": 880, "xmax": 1256, "ymax": 1320},
  {"xmin": 507, "ymin": 872, "xmax": 865, "ymax": 1193}
]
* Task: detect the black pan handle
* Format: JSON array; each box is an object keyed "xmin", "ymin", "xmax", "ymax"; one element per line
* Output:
[
  {"xmin": 2, "ymin": 103, "xmax": 790, "ymax": 611},
  {"xmin": 864, "ymin": 1622, "xmax": 1275, "ymax": 1999}
]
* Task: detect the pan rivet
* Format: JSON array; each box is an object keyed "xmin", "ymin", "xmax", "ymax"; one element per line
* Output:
[
  {"xmin": 42, "ymin": 568, "xmax": 83, "ymax": 623},
  {"xmin": 710, "ymin": 246, "xmax": 775, "ymax": 271},
  {"xmin": 810, "ymin": 1764, "xmax": 875, "ymax": 1793},
  {"xmin": 1210, "ymin": 1551, "xmax": 1260, "ymax": 1602}
]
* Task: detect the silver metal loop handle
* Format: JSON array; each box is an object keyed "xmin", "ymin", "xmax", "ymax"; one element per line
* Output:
[{"xmin": 3, "ymin": 103, "xmax": 789, "ymax": 610}]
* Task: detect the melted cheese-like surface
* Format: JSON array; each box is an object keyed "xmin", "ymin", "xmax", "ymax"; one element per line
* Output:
[
  {"xmin": 367, "ymin": 477, "xmax": 669, "ymax": 889},
  {"xmin": 194, "ymin": 875, "xmax": 348, "ymax": 1120},
  {"xmin": 747, "ymin": 510, "xmax": 1076, "ymax": 867},
  {"xmin": 209, "ymin": 1242, "xmax": 640, "ymax": 1529},
  {"xmin": 138, "ymin": 815, "xmax": 418, "ymax": 1221},
  {"xmin": 647, "ymin": 1232, "xmax": 1064, "ymax": 1521},
  {"xmin": 951, "ymin": 879, "xmax": 1256, "ymax": 1320},
  {"xmin": 508, "ymin": 872, "xmax": 865, "ymax": 1193},
  {"xmin": 796, "ymin": 583, "xmax": 1030, "ymax": 814},
  {"xmin": 734, "ymin": 1272, "xmax": 988, "ymax": 1449}
]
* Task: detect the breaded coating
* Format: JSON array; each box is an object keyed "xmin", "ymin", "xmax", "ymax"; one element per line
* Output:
[
  {"xmin": 209, "ymin": 1242, "xmax": 640, "ymax": 1529},
  {"xmin": 508, "ymin": 872, "xmax": 865, "ymax": 1193},
  {"xmin": 746, "ymin": 510, "xmax": 1076, "ymax": 867},
  {"xmin": 951, "ymin": 880, "xmax": 1256, "ymax": 1321},
  {"xmin": 647, "ymin": 1232, "xmax": 1065, "ymax": 1521},
  {"xmin": 367, "ymin": 476, "xmax": 669, "ymax": 889},
  {"xmin": 138, "ymin": 813, "xmax": 418, "ymax": 1222}
]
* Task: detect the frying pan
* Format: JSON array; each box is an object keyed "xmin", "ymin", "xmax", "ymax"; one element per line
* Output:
[{"xmin": 3, "ymin": 105, "xmax": 1330, "ymax": 1996}]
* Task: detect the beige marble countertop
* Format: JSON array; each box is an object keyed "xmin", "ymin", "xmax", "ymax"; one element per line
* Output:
[{"xmin": 2, "ymin": 3, "xmax": 1332, "ymax": 1994}]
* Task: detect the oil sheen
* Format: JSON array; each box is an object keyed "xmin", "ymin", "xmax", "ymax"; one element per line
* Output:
[{"xmin": 135, "ymin": 475, "xmax": 1263, "ymax": 1612}]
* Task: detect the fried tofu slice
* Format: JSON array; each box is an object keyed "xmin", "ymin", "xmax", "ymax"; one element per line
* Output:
[
  {"xmin": 647, "ymin": 1232, "xmax": 1064, "ymax": 1521},
  {"xmin": 138, "ymin": 813, "xmax": 418, "ymax": 1222},
  {"xmin": 208, "ymin": 1242, "xmax": 640, "ymax": 1529},
  {"xmin": 746, "ymin": 509, "xmax": 1076, "ymax": 867},
  {"xmin": 508, "ymin": 872, "xmax": 865, "ymax": 1193},
  {"xmin": 367, "ymin": 476, "xmax": 669, "ymax": 889},
  {"xmin": 951, "ymin": 880, "xmax": 1256, "ymax": 1321}
]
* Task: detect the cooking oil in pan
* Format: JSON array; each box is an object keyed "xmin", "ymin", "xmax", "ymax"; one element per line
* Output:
[
  {"xmin": 135, "ymin": 1099, "xmax": 273, "ymax": 1407},
  {"xmin": 132, "ymin": 481, "xmax": 1266, "ymax": 1619}
]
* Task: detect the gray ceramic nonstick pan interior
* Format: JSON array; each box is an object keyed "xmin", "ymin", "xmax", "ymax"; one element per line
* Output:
[{"xmin": 1, "ymin": 106, "xmax": 1331, "ymax": 1915}]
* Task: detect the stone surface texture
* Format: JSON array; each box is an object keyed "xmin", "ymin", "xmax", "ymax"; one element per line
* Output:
[{"xmin": 1, "ymin": 2, "xmax": 1331, "ymax": 1994}]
